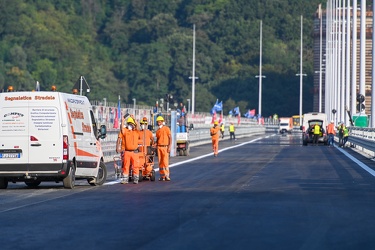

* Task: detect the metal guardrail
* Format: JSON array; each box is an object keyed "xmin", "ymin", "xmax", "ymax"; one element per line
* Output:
[
  {"xmin": 347, "ymin": 127, "xmax": 375, "ymax": 156},
  {"xmin": 101, "ymin": 125, "xmax": 266, "ymax": 162},
  {"xmin": 263, "ymin": 126, "xmax": 375, "ymax": 156}
]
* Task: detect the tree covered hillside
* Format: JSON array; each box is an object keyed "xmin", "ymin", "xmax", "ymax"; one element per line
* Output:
[{"xmin": 0, "ymin": 0, "xmax": 324, "ymax": 116}]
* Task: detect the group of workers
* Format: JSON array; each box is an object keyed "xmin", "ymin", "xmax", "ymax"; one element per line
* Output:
[
  {"xmin": 312, "ymin": 120, "xmax": 349, "ymax": 147},
  {"xmin": 210, "ymin": 121, "xmax": 236, "ymax": 157},
  {"xmin": 326, "ymin": 120, "xmax": 349, "ymax": 147},
  {"xmin": 117, "ymin": 114, "xmax": 239, "ymax": 182},
  {"xmin": 118, "ymin": 114, "xmax": 351, "ymax": 182},
  {"xmin": 116, "ymin": 115, "xmax": 171, "ymax": 184}
]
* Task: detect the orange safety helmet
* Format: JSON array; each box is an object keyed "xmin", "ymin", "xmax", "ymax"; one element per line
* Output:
[
  {"xmin": 51, "ymin": 85, "xmax": 57, "ymax": 91},
  {"xmin": 140, "ymin": 117, "xmax": 148, "ymax": 124},
  {"xmin": 72, "ymin": 88, "xmax": 78, "ymax": 94},
  {"xmin": 7, "ymin": 86, "xmax": 13, "ymax": 92}
]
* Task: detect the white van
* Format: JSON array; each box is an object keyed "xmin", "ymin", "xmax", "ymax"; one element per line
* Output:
[
  {"xmin": 301, "ymin": 112, "xmax": 328, "ymax": 146},
  {"xmin": 0, "ymin": 91, "xmax": 107, "ymax": 189},
  {"xmin": 279, "ymin": 117, "xmax": 293, "ymax": 134}
]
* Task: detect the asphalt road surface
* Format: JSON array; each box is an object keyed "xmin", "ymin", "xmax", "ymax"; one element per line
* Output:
[{"xmin": 1, "ymin": 132, "xmax": 375, "ymax": 250}]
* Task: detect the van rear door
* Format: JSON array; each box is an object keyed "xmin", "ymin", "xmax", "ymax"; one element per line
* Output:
[
  {"xmin": 0, "ymin": 106, "xmax": 30, "ymax": 172},
  {"xmin": 28, "ymin": 106, "xmax": 62, "ymax": 172},
  {"xmin": 0, "ymin": 93, "xmax": 62, "ymax": 173}
]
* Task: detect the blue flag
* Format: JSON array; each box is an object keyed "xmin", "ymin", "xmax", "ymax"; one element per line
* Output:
[
  {"xmin": 211, "ymin": 99, "xmax": 223, "ymax": 114},
  {"xmin": 214, "ymin": 101, "xmax": 223, "ymax": 112},
  {"xmin": 210, "ymin": 100, "xmax": 218, "ymax": 115},
  {"xmin": 233, "ymin": 107, "xmax": 240, "ymax": 116}
]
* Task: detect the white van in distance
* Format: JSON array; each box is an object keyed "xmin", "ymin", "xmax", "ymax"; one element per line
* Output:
[
  {"xmin": 300, "ymin": 112, "xmax": 328, "ymax": 146},
  {"xmin": 279, "ymin": 117, "xmax": 293, "ymax": 134},
  {"xmin": 0, "ymin": 91, "xmax": 108, "ymax": 189}
]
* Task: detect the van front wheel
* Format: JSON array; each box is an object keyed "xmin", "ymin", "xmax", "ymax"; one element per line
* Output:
[
  {"xmin": 88, "ymin": 161, "xmax": 107, "ymax": 186},
  {"xmin": 63, "ymin": 165, "xmax": 76, "ymax": 189}
]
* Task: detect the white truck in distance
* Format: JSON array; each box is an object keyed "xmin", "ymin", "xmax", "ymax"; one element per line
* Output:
[{"xmin": 279, "ymin": 117, "xmax": 293, "ymax": 134}]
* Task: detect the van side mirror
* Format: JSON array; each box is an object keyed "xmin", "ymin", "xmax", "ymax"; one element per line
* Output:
[
  {"xmin": 99, "ymin": 125, "xmax": 107, "ymax": 139},
  {"xmin": 189, "ymin": 124, "xmax": 194, "ymax": 130}
]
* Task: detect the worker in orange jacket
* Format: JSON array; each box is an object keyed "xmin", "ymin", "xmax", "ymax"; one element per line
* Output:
[
  {"xmin": 118, "ymin": 117, "xmax": 140, "ymax": 184},
  {"xmin": 138, "ymin": 117, "xmax": 154, "ymax": 176},
  {"xmin": 210, "ymin": 121, "xmax": 221, "ymax": 157},
  {"xmin": 116, "ymin": 113, "xmax": 130, "ymax": 153},
  {"xmin": 326, "ymin": 120, "xmax": 336, "ymax": 146},
  {"xmin": 155, "ymin": 116, "xmax": 172, "ymax": 181}
]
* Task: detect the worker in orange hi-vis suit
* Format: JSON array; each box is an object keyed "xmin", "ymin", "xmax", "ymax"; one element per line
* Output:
[
  {"xmin": 138, "ymin": 117, "xmax": 154, "ymax": 174},
  {"xmin": 116, "ymin": 113, "xmax": 131, "ymax": 154},
  {"xmin": 210, "ymin": 121, "xmax": 221, "ymax": 157},
  {"xmin": 155, "ymin": 116, "xmax": 172, "ymax": 181},
  {"xmin": 119, "ymin": 117, "xmax": 140, "ymax": 184}
]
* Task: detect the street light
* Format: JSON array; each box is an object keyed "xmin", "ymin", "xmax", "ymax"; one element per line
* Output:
[
  {"xmin": 166, "ymin": 94, "xmax": 173, "ymax": 112},
  {"xmin": 189, "ymin": 24, "xmax": 198, "ymax": 115},
  {"xmin": 187, "ymin": 99, "xmax": 191, "ymax": 114},
  {"xmin": 160, "ymin": 98, "xmax": 164, "ymax": 111},
  {"xmin": 132, "ymin": 98, "xmax": 136, "ymax": 116},
  {"xmin": 255, "ymin": 20, "xmax": 266, "ymax": 124},
  {"xmin": 296, "ymin": 15, "xmax": 307, "ymax": 126}
]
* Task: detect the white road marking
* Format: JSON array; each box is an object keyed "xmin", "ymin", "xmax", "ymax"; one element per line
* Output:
[
  {"xmin": 336, "ymin": 145, "xmax": 375, "ymax": 177},
  {"xmin": 104, "ymin": 137, "xmax": 264, "ymax": 186}
]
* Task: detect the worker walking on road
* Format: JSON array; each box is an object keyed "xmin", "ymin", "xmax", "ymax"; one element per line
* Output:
[
  {"xmin": 210, "ymin": 121, "xmax": 221, "ymax": 157},
  {"xmin": 337, "ymin": 122, "xmax": 345, "ymax": 146},
  {"xmin": 326, "ymin": 120, "xmax": 336, "ymax": 146},
  {"xmin": 229, "ymin": 122, "xmax": 236, "ymax": 141},
  {"xmin": 155, "ymin": 116, "xmax": 172, "ymax": 181},
  {"xmin": 342, "ymin": 125, "xmax": 349, "ymax": 147},
  {"xmin": 220, "ymin": 123, "xmax": 225, "ymax": 139},
  {"xmin": 313, "ymin": 123, "xmax": 321, "ymax": 145},
  {"xmin": 118, "ymin": 117, "xmax": 140, "ymax": 184}
]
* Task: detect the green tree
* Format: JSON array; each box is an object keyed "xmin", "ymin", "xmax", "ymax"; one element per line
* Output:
[{"xmin": 32, "ymin": 59, "xmax": 57, "ymax": 90}]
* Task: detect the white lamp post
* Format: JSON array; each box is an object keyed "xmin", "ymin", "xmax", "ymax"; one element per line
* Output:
[
  {"xmin": 296, "ymin": 15, "xmax": 307, "ymax": 126},
  {"xmin": 189, "ymin": 24, "xmax": 198, "ymax": 115},
  {"xmin": 255, "ymin": 20, "xmax": 266, "ymax": 124},
  {"xmin": 132, "ymin": 98, "xmax": 136, "ymax": 116},
  {"xmin": 187, "ymin": 99, "xmax": 191, "ymax": 114}
]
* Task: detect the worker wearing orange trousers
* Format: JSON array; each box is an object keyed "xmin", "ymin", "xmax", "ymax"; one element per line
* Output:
[
  {"xmin": 119, "ymin": 117, "xmax": 140, "ymax": 184},
  {"xmin": 155, "ymin": 116, "xmax": 172, "ymax": 181},
  {"xmin": 138, "ymin": 117, "xmax": 154, "ymax": 174},
  {"xmin": 210, "ymin": 121, "xmax": 221, "ymax": 157}
]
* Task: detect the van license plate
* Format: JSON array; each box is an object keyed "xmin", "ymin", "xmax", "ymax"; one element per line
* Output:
[{"xmin": 0, "ymin": 153, "xmax": 20, "ymax": 158}]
